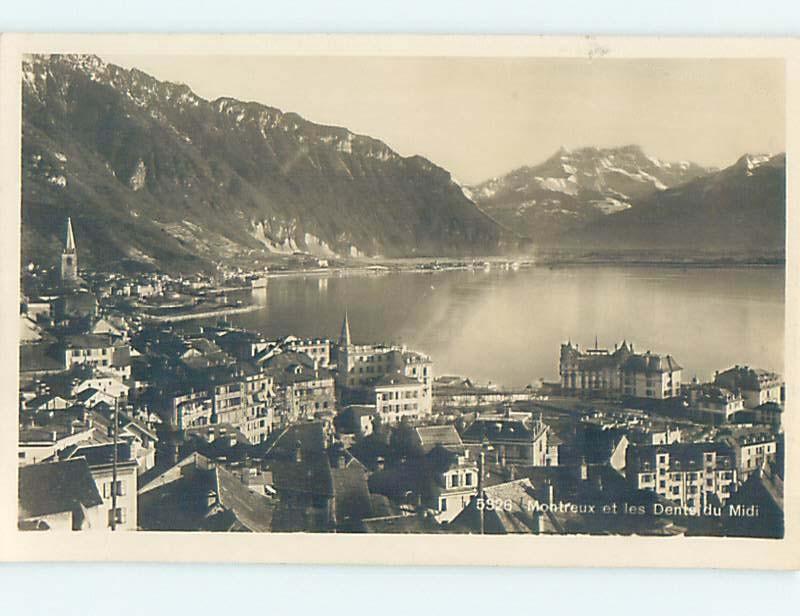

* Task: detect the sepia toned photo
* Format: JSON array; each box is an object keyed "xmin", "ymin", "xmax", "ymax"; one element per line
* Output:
[{"xmin": 1, "ymin": 34, "xmax": 796, "ymax": 568}]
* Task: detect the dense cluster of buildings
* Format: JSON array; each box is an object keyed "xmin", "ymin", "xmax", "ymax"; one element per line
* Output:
[{"xmin": 15, "ymin": 219, "xmax": 786, "ymax": 537}]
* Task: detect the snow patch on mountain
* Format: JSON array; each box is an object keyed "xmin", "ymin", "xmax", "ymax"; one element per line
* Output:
[{"xmin": 535, "ymin": 175, "xmax": 579, "ymax": 196}]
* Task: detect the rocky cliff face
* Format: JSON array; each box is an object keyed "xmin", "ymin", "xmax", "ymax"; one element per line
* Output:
[{"xmin": 22, "ymin": 54, "xmax": 505, "ymax": 271}]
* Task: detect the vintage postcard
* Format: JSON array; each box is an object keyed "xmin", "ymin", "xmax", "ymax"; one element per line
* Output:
[{"xmin": 0, "ymin": 34, "xmax": 797, "ymax": 568}]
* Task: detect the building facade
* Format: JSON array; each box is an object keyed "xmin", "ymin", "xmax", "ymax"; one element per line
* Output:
[
  {"xmin": 337, "ymin": 312, "xmax": 433, "ymax": 413},
  {"xmin": 626, "ymin": 443, "xmax": 737, "ymax": 511},
  {"xmin": 373, "ymin": 374, "xmax": 428, "ymax": 423},
  {"xmin": 560, "ymin": 340, "xmax": 682, "ymax": 399},
  {"xmin": 714, "ymin": 366, "xmax": 783, "ymax": 409},
  {"xmin": 685, "ymin": 382, "xmax": 745, "ymax": 424}
]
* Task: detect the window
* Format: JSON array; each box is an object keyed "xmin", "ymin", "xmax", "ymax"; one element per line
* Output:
[
  {"xmin": 451, "ymin": 474, "xmax": 460, "ymax": 488},
  {"xmin": 465, "ymin": 473, "xmax": 473, "ymax": 486},
  {"xmin": 440, "ymin": 498, "xmax": 447, "ymax": 511},
  {"xmin": 108, "ymin": 507, "xmax": 126, "ymax": 526}
]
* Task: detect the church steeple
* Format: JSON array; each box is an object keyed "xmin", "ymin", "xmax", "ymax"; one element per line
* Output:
[
  {"xmin": 64, "ymin": 217, "xmax": 76, "ymax": 253},
  {"xmin": 60, "ymin": 217, "xmax": 78, "ymax": 284},
  {"xmin": 339, "ymin": 310, "xmax": 352, "ymax": 348}
]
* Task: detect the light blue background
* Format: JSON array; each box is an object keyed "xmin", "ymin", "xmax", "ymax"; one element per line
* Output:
[{"xmin": 2, "ymin": 1, "xmax": 800, "ymax": 612}]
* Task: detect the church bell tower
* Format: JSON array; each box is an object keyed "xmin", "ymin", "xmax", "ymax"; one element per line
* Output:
[{"xmin": 60, "ymin": 217, "xmax": 78, "ymax": 284}]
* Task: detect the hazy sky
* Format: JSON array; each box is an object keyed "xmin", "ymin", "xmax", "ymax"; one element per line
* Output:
[{"xmin": 105, "ymin": 55, "xmax": 785, "ymax": 184}]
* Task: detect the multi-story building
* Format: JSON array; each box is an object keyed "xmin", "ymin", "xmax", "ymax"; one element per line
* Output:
[
  {"xmin": 208, "ymin": 366, "xmax": 274, "ymax": 444},
  {"xmin": 62, "ymin": 334, "xmax": 131, "ymax": 381},
  {"xmin": 559, "ymin": 340, "xmax": 682, "ymax": 399},
  {"xmin": 429, "ymin": 448, "xmax": 478, "ymax": 523},
  {"xmin": 685, "ymin": 382, "xmax": 745, "ymax": 424},
  {"xmin": 160, "ymin": 386, "xmax": 214, "ymax": 432},
  {"xmin": 280, "ymin": 336, "xmax": 331, "ymax": 368},
  {"xmin": 721, "ymin": 431, "xmax": 778, "ymax": 481},
  {"xmin": 626, "ymin": 443, "xmax": 737, "ymax": 511},
  {"xmin": 714, "ymin": 366, "xmax": 783, "ymax": 409},
  {"xmin": 336, "ymin": 312, "xmax": 433, "ymax": 413},
  {"xmin": 461, "ymin": 411, "xmax": 555, "ymax": 466},
  {"xmin": 260, "ymin": 351, "xmax": 335, "ymax": 427},
  {"xmin": 373, "ymin": 373, "xmax": 428, "ymax": 423}
]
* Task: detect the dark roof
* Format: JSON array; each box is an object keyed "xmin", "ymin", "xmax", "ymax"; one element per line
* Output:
[
  {"xmin": 62, "ymin": 334, "xmax": 115, "ymax": 349},
  {"xmin": 138, "ymin": 453, "xmax": 274, "ymax": 532},
  {"xmin": 461, "ymin": 417, "xmax": 535, "ymax": 444},
  {"xmin": 627, "ymin": 442, "xmax": 735, "ymax": 473},
  {"xmin": 264, "ymin": 422, "xmax": 327, "ymax": 458},
  {"xmin": 331, "ymin": 464, "xmax": 372, "ymax": 528},
  {"xmin": 60, "ymin": 442, "xmax": 135, "ymax": 467},
  {"xmin": 19, "ymin": 459, "xmax": 103, "ymax": 518},
  {"xmin": 19, "ymin": 343, "xmax": 64, "ymax": 373},
  {"xmin": 622, "ymin": 352, "xmax": 682, "ymax": 374},
  {"xmin": 373, "ymin": 373, "xmax": 419, "ymax": 388},
  {"xmin": 715, "ymin": 366, "xmax": 782, "ymax": 390}
]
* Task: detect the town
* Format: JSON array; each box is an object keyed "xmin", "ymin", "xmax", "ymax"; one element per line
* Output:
[{"xmin": 17, "ymin": 218, "xmax": 785, "ymax": 536}]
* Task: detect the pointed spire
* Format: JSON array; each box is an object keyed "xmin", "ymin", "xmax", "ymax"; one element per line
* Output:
[
  {"xmin": 64, "ymin": 217, "xmax": 76, "ymax": 253},
  {"xmin": 594, "ymin": 334, "xmax": 598, "ymax": 350},
  {"xmin": 339, "ymin": 310, "xmax": 351, "ymax": 347}
]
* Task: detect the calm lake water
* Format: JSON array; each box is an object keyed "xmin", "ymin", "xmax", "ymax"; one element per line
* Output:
[{"xmin": 228, "ymin": 265, "xmax": 785, "ymax": 388}]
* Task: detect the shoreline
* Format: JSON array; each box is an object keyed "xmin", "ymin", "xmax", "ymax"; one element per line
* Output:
[{"xmin": 142, "ymin": 303, "xmax": 261, "ymax": 323}]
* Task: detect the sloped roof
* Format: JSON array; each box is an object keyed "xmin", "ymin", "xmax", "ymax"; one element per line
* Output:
[
  {"xmin": 331, "ymin": 464, "xmax": 372, "ymax": 527},
  {"xmin": 373, "ymin": 373, "xmax": 419, "ymax": 388},
  {"xmin": 414, "ymin": 425, "xmax": 464, "ymax": 453},
  {"xmin": 214, "ymin": 465, "xmax": 274, "ymax": 532},
  {"xmin": 622, "ymin": 352, "xmax": 682, "ymax": 374},
  {"xmin": 19, "ymin": 459, "xmax": 103, "ymax": 518},
  {"xmin": 461, "ymin": 417, "xmax": 534, "ymax": 444},
  {"xmin": 451, "ymin": 479, "xmax": 540, "ymax": 534}
]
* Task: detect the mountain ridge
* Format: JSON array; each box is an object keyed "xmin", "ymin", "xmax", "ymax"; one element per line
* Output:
[
  {"xmin": 22, "ymin": 54, "xmax": 506, "ymax": 272},
  {"xmin": 467, "ymin": 145, "xmax": 715, "ymax": 242}
]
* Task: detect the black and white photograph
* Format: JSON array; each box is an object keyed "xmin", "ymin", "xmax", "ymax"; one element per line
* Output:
[{"xmin": 2, "ymin": 35, "xmax": 796, "ymax": 568}]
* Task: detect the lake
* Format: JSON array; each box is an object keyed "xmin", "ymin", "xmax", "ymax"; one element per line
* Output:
[{"xmin": 227, "ymin": 265, "xmax": 785, "ymax": 388}]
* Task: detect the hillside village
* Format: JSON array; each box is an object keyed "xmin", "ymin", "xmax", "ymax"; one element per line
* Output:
[{"xmin": 18, "ymin": 218, "xmax": 785, "ymax": 536}]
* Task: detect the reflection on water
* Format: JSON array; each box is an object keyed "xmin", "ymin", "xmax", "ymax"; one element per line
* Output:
[{"xmin": 230, "ymin": 266, "xmax": 785, "ymax": 388}]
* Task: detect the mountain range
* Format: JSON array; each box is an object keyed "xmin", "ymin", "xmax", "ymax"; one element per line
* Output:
[
  {"xmin": 21, "ymin": 54, "xmax": 786, "ymax": 271},
  {"xmin": 467, "ymin": 145, "xmax": 712, "ymax": 239},
  {"xmin": 22, "ymin": 54, "xmax": 504, "ymax": 271}
]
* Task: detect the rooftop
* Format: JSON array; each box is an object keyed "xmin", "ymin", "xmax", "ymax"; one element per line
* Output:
[{"xmin": 19, "ymin": 459, "xmax": 103, "ymax": 519}]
